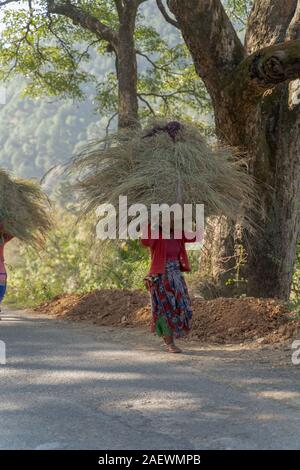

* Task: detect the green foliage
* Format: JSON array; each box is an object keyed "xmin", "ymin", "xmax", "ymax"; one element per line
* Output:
[
  {"xmin": 0, "ymin": 1, "xmax": 214, "ymax": 178},
  {"xmin": 224, "ymin": 0, "xmax": 253, "ymax": 31},
  {"xmin": 137, "ymin": 42, "xmax": 210, "ymax": 118},
  {"xmin": 4, "ymin": 206, "xmax": 203, "ymax": 307},
  {"xmin": 0, "ymin": 4, "xmax": 93, "ymax": 100},
  {"xmin": 94, "ymin": 9, "xmax": 212, "ymax": 120},
  {"xmin": 4, "ymin": 210, "xmax": 150, "ymax": 306},
  {"xmin": 0, "ymin": 1, "xmax": 212, "ymax": 120},
  {"xmin": 101, "ymin": 240, "xmax": 150, "ymax": 290}
]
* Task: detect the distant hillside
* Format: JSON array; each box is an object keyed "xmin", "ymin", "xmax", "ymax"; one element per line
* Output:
[
  {"xmin": 0, "ymin": 75, "xmax": 112, "ymax": 179},
  {"xmin": 0, "ymin": 3, "xmax": 178, "ymax": 179}
]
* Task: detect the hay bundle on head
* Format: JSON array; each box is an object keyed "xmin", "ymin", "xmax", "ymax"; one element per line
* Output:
[
  {"xmin": 70, "ymin": 119, "xmax": 258, "ymax": 231},
  {"xmin": 0, "ymin": 168, "xmax": 52, "ymax": 246}
]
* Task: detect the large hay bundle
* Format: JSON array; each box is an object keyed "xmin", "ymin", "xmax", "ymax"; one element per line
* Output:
[
  {"xmin": 71, "ymin": 120, "xmax": 258, "ymax": 230},
  {"xmin": 0, "ymin": 168, "xmax": 52, "ymax": 245}
]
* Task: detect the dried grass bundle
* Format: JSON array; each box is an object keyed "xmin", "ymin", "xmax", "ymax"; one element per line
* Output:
[
  {"xmin": 0, "ymin": 168, "xmax": 52, "ymax": 246},
  {"xmin": 70, "ymin": 119, "xmax": 259, "ymax": 230}
]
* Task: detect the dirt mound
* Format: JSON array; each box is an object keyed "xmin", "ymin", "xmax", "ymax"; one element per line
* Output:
[
  {"xmin": 189, "ymin": 297, "xmax": 299, "ymax": 344},
  {"xmin": 37, "ymin": 289, "xmax": 149, "ymax": 326},
  {"xmin": 36, "ymin": 289, "xmax": 300, "ymax": 345}
]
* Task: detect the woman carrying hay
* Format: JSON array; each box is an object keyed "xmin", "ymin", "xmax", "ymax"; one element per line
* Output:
[
  {"xmin": 71, "ymin": 119, "xmax": 257, "ymax": 354},
  {"xmin": 138, "ymin": 121, "xmax": 196, "ymax": 353},
  {"xmin": 0, "ymin": 169, "xmax": 51, "ymax": 314}
]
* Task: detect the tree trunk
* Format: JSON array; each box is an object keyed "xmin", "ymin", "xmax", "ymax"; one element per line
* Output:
[
  {"xmin": 245, "ymin": 86, "xmax": 300, "ymax": 298},
  {"xmin": 116, "ymin": 7, "xmax": 139, "ymax": 129},
  {"xmin": 213, "ymin": 83, "xmax": 300, "ymax": 299},
  {"xmin": 207, "ymin": 78, "xmax": 300, "ymax": 300}
]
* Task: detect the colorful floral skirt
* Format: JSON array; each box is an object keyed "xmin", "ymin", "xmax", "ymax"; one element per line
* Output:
[
  {"xmin": 0, "ymin": 273, "xmax": 7, "ymax": 303},
  {"xmin": 144, "ymin": 261, "xmax": 193, "ymax": 339}
]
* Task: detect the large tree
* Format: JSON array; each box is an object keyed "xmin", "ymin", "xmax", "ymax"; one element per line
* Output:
[
  {"xmin": 0, "ymin": 0, "xmax": 207, "ymax": 129},
  {"xmin": 166, "ymin": 0, "xmax": 300, "ymax": 300},
  {"xmin": 2, "ymin": 1, "xmax": 300, "ymax": 300}
]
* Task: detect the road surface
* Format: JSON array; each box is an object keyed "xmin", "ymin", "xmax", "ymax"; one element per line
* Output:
[{"xmin": 0, "ymin": 308, "xmax": 299, "ymax": 450}]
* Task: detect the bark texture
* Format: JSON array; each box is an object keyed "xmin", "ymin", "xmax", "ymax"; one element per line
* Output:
[
  {"xmin": 116, "ymin": 1, "xmax": 139, "ymax": 129},
  {"xmin": 245, "ymin": 0, "xmax": 297, "ymax": 53},
  {"xmin": 169, "ymin": 0, "xmax": 300, "ymax": 299}
]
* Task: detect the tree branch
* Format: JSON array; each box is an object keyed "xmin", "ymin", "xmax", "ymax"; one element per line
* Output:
[
  {"xmin": 234, "ymin": 39, "xmax": 300, "ymax": 97},
  {"xmin": 226, "ymin": 0, "xmax": 247, "ymax": 26},
  {"xmin": 167, "ymin": 0, "xmax": 245, "ymax": 99},
  {"xmin": 138, "ymin": 93, "xmax": 156, "ymax": 115},
  {"xmin": 114, "ymin": 0, "xmax": 124, "ymax": 18},
  {"xmin": 47, "ymin": 1, "xmax": 118, "ymax": 48},
  {"xmin": 245, "ymin": 0, "xmax": 297, "ymax": 54},
  {"xmin": 156, "ymin": 0, "xmax": 179, "ymax": 29},
  {"xmin": 105, "ymin": 111, "xmax": 118, "ymax": 138},
  {"xmin": 0, "ymin": 0, "xmax": 21, "ymax": 6},
  {"xmin": 136, "ymin": 49, "xmax": 182, "ymax": 75}
]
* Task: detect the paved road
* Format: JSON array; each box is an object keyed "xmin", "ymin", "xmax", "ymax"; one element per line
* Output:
[{"xmin": 0, "ymin": 308, "xmax": 299, "ymax": 450}]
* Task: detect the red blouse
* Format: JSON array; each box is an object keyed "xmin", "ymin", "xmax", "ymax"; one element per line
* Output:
[
  {"xmin": 141, "ymin": 224, "xmax": 200, "ymax": 275},
  {"xmin": 165, "ymin": 239, "xmax": 181, "ymax": 261}
]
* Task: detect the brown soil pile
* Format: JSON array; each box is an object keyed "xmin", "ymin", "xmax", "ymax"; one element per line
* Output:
[{"xmin": 36, "ymin": 289, "xmax": 300, "ymax": 345}]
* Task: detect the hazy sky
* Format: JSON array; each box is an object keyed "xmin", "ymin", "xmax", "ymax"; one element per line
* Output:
[{"xmin": 0, "ymin": 1, "xmax": 23, "ymax": 31}]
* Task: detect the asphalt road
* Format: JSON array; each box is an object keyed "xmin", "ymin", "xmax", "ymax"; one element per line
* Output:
[{"xmin": 0, "ymin": 308, "xmax": 299, "ymax": 450}]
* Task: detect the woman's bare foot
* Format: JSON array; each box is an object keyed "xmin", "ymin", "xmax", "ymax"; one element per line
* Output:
[
  {"xmin": 163, "ymin": 335, "xmax": 182, "ymax": 353},
  {"xmin": 165, "ymin": 343, "xmax": 182, "ymax": 353}
]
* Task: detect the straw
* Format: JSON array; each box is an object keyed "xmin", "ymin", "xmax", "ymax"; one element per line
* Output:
[
  {"xmin": 0, "ymin": 168, "xmax": 52, "ymax": 246},
  {"xmin": 69, "ymin": 119, "xmax": 259, "ymax": 232}
]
